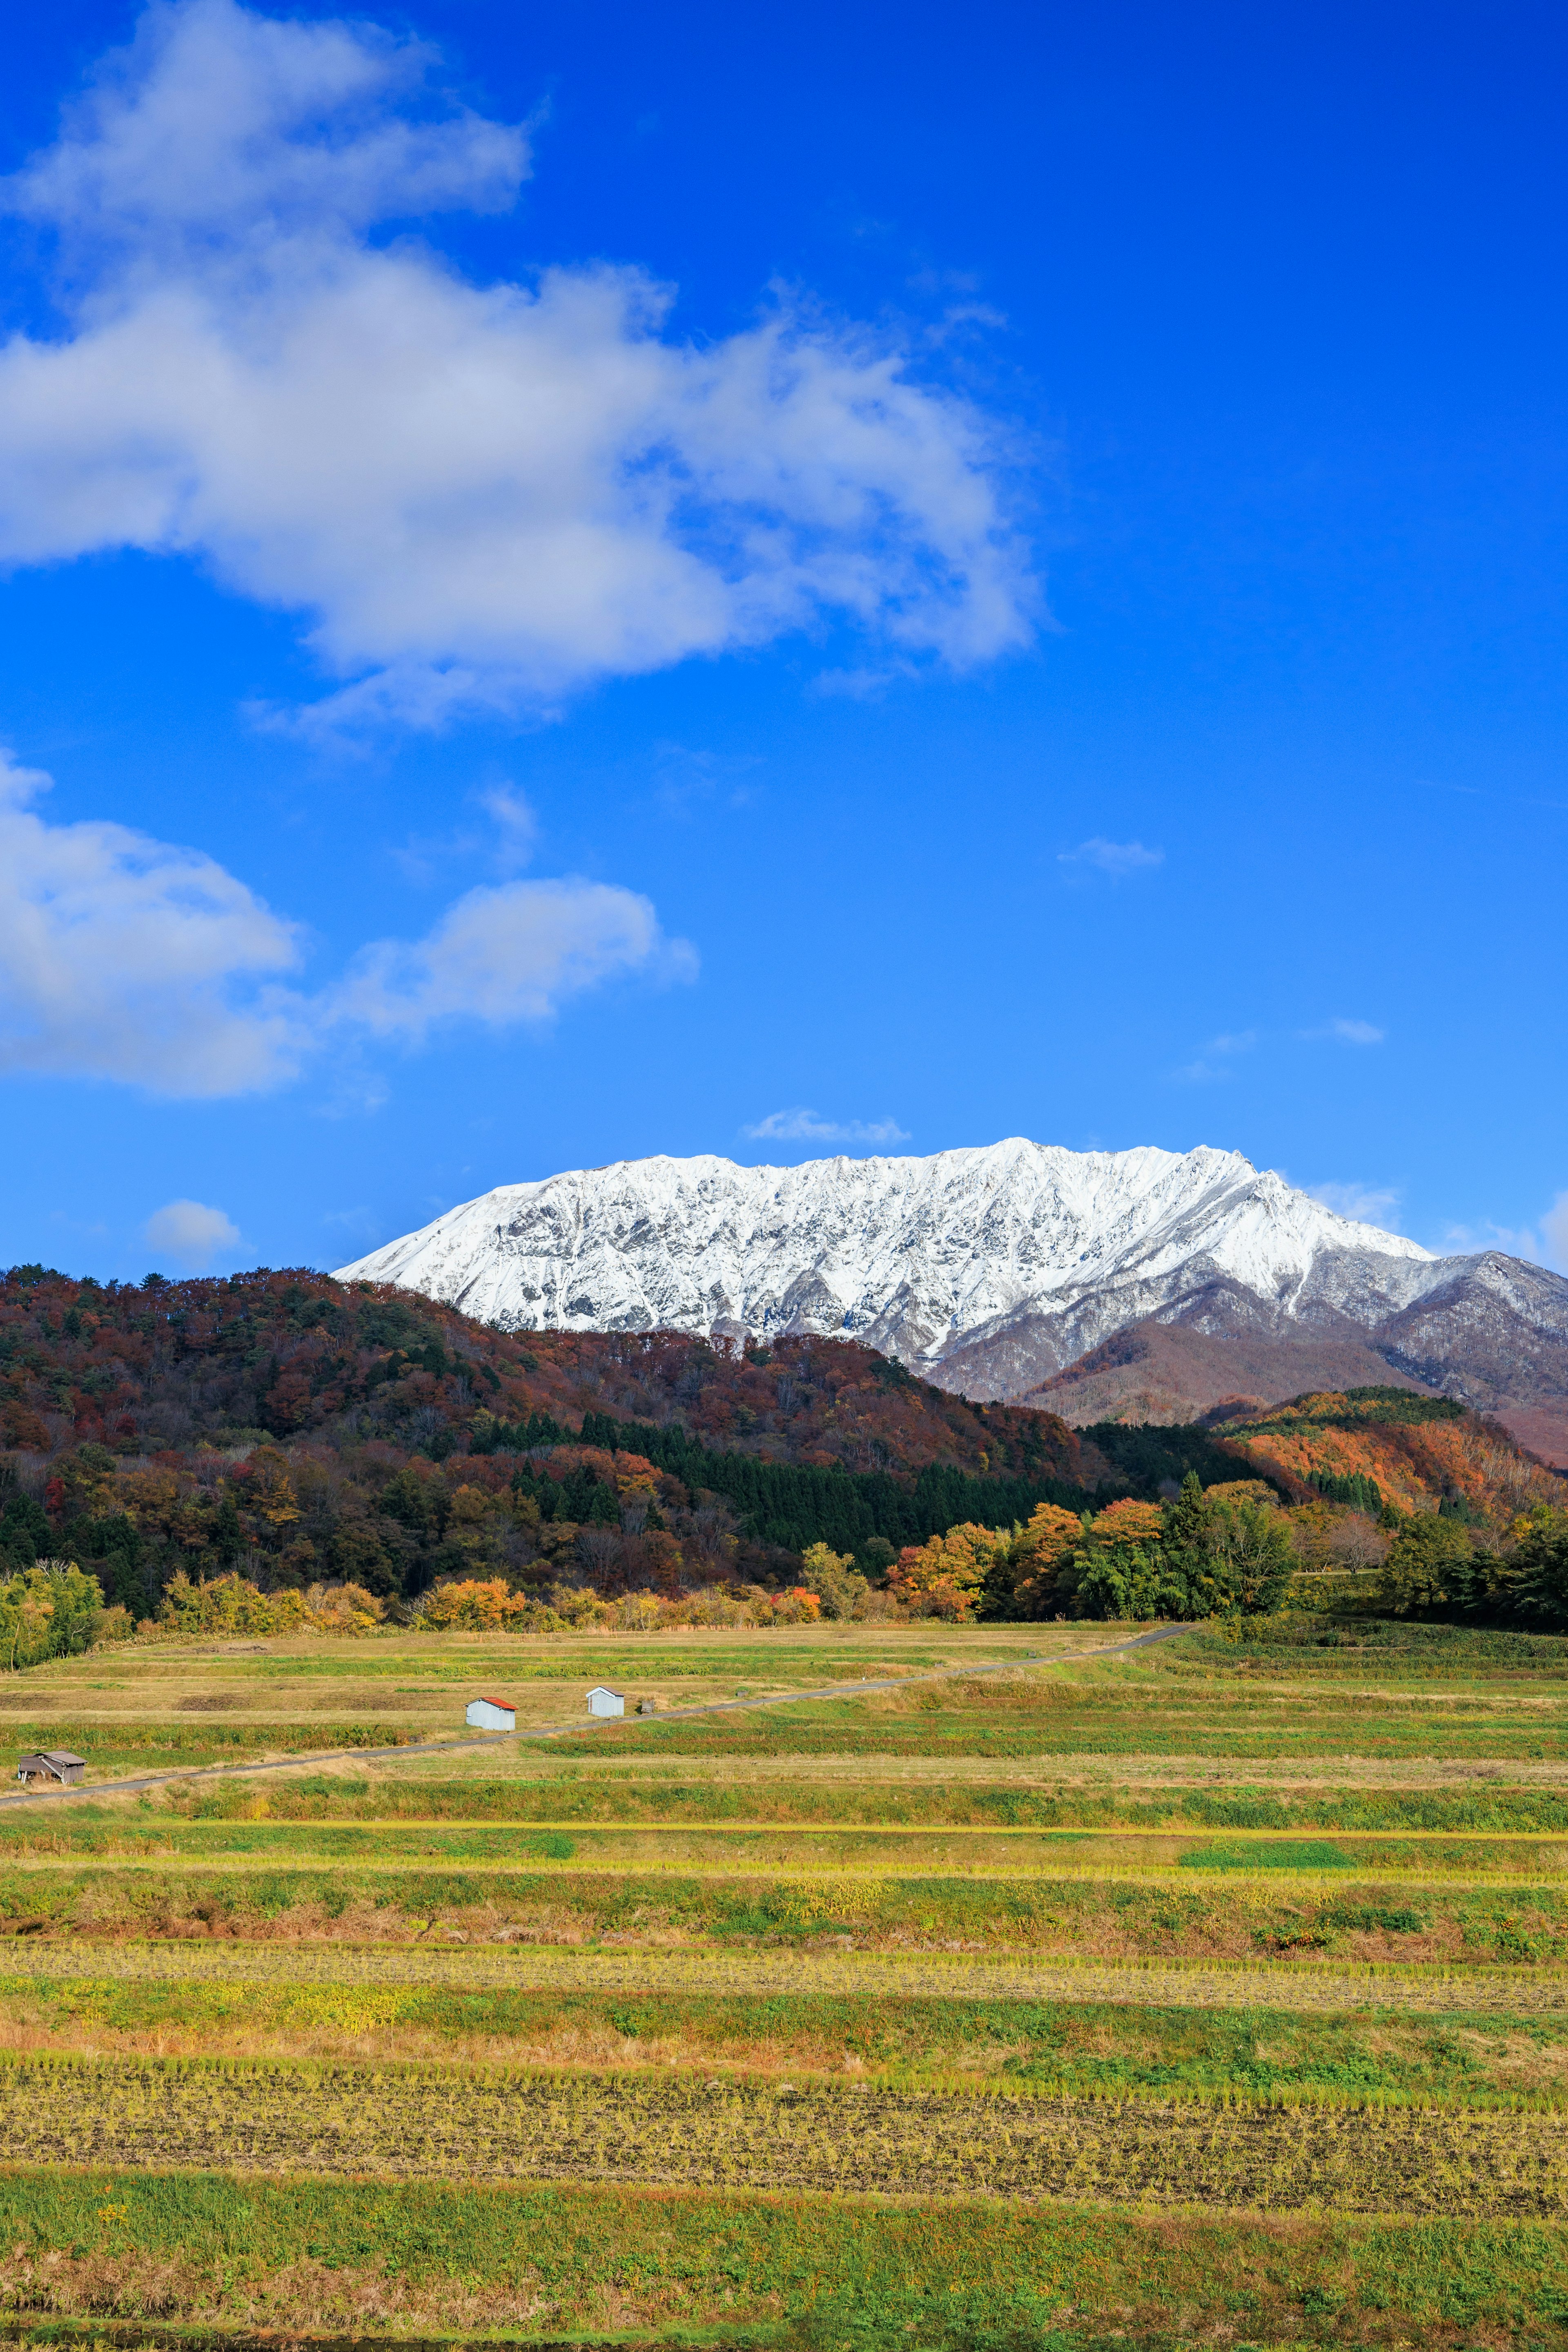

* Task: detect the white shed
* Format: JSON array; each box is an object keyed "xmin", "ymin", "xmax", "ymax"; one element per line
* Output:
[
  {"xmin": 586, "ymin": 1686, "xmax": 625, "ymax": 1718},
  {"xmin": 466, "ymin": 1696, "xmax": 516, "ymax": 1731}
]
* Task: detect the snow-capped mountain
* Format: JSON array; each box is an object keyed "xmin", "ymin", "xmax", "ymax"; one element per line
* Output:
[{"xmin": 334, "ymin": 1139, "xmax": 1471, "ymax": 1383}]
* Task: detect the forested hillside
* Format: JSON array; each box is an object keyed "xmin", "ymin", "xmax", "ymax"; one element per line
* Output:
[
  {"xmin": 0, "ymin": 1263, "xmax": 1090, "ymax": 1479},
  {"xmin": 0, "ymin": 1263, "xmax": 1116, "ymax": 1616},
  {"xmin": 1218, "ymin": 1388, "xmax": 1564, "ymax": 1523},
  {"xmin": 7, "ymin": 1266, "xmax": 1560, "ymax": 1633}
]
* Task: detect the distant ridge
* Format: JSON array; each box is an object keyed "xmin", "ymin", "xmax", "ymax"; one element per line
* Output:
[{"xmin": 336, "ymin": 1140, "xmax": 1568, "ymax": 1459}]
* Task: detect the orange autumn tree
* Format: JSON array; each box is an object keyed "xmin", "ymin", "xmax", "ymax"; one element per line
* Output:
[
  {"xmin": 1087, "ymin": 1497, "xmax": 1166, "ymax": 1547},
  {"xmin": 992, "ymin": 1496, "xmax": 1171, "ymax": 1622},
  {"xmin": 764, "ymin": 1585, "xmax": 824, "ymax": 1624},
  {"xmin": 1003, "ymin": 1501, "xmax": 1087, "ymax": 1619}
]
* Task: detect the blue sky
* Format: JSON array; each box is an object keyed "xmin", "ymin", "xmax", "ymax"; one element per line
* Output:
[{"xmin": 1, "ymin": 0, "xmax": 1564, "ymax": 1281}]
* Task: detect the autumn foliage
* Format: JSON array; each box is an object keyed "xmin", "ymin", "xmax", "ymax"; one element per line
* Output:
[{"xmin": 1219, "ymin": 1390, "xmax": 1563, "ymax": 1528}]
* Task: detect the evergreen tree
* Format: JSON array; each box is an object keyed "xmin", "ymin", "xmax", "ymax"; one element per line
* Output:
[{"xmin": 211, "ymin": 1494, "xmax": 244, "ymax": 1567}]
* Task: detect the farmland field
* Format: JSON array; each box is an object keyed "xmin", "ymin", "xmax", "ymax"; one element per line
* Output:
[{"xmin": 9, "ymin": 1621, "xmax": 1568, "ymax": 2346}]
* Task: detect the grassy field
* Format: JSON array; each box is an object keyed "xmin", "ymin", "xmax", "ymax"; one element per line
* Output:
[{"xmin": 7, "ymin": 1619, "xmax": 1568, "ymax": 2347}]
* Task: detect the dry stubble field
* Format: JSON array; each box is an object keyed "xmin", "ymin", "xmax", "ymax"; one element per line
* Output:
[{"xmin": 7, "ymin": 1618, "xmax": 1568, "ymax": 2349}]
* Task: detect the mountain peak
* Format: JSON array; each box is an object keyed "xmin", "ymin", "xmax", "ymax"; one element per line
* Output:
[{"xmin": 334, "ymin": 1137, "xmax": 1439, "ymax": 1383}]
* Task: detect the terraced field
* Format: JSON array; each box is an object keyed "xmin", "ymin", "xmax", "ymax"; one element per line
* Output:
[{"xmin": 9, "ymin": 1617, "xmax": 1568, "ymax": 2347}]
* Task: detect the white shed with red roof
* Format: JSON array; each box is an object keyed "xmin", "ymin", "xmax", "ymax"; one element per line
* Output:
[{"xmin": 465, "ymin": 1697, "xmax": 516, "ymax": 1731}]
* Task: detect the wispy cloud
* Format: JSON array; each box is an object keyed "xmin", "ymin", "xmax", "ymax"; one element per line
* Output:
[
  {"xmin": 321, "ymin": 1204, "xmax": 380, "ymax": 1244},
  {"xmin": 1443, "ymin": 1217, "xmax": 1541, "ymax": 1259},
  {"xmin": 1171, "ymin": 1029, "xmax": 1254, "ymax": 1085},
  {"xmin": 1302, "ymin": 1016, "xmax": 1386, "ymax": 1046},
  {"xmin": 1544, "ymin": 1193, "xmax": 1568, "ymax": 1274},
  {"xmin": 1173, "ymin": 1015, "xmax": 1388, "ymax": 1089},
  {"xmin": 1058, "ymin": 838, "xmax": 1164, "ymax": 878},
  {"xmin": 388, "ymin": 783, "xmax": 539, "ymax": 886},
  {"xmin": 1442, "ymin": 1193, "xmax": 1568, "ymax": 1271},
  {"xmin": 808, "ymin": 662, "xmax": 919, "ymax": 701},
  {"xmin": 743, "ymin": 1108, "xmax": 910, "ymax": 1146},
  {"xmin": 478, "ymin": 785, "xmax": 538, "ymax": 872},
  {"xmin": 653, "ymin": 743, "xmax": 762, "ymax": 820},
  {"xmin": 1308, "ymin": 1180, "xmax": 1403, "ymax": 1228}
]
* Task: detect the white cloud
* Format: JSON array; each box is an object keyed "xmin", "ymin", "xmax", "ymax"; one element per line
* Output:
[
  {"xmin": 13, "ymin": 1, "xmax": 527, "ymax": 248},
  {"xmin": 1544, "ymin": 1193, "xmax": 1568, "ymax": 1274},
  {"xmin": 1058, "ymin": 838, "xmax": 1164, "ymax": 878},
  {"xmin": 742, "ymin": 1108, "xmax": 910, "ymax": 1146},
  {"xmin": 1446, "ymin": 1194, "xmax": 1568, "ymax": 1272},
  {"xmin": 1307, "ymin": 1180, "xmax": 1403, "ymax": 1228},
  {"xmin": 1302, "ymin": 1016, "xmax": 1386, "ymax": 1046},
  {"xmin": 325, "ymin": 876, "xmax": 695, "ymax": 1041},
  {"xmin": 0, "ymin": 0, "xmax": 1035, "ymax": 730},
  {"xmin": 0, "ymin": 749, "xmax": 693, "ymax": 1095},
  {"xmin": 0, "ymin": 750, "xmax": 305, "ymax": 1094},
  {"xmin": 143, "ymin": 1198, "xmax": 241, "ymax": 1268}
]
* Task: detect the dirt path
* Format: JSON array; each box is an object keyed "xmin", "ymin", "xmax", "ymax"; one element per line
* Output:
[{"xmin": 1, "ymin": 1623, "xmax": 1191, "ymax": 1811}]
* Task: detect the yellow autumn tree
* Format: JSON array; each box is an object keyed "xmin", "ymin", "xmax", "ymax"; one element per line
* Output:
[
  {"xmin": 800, "ymin": 1541, "xmax": 871, "ymax": 1619},
  {"xmin": 887, "ymin": 1523, "xmax": 1007, "ymax": 1619},
  {"xmin": 420, "ymin": 1578, "xmax": 533, "ymax": 1630},
  {"xmin": 158, "ymin": 1572, "xmax": 310, "ymax": 1636},
  {"xmin": 246, "ymin": 1448, "xmax": 301, "ymax": 1530}
]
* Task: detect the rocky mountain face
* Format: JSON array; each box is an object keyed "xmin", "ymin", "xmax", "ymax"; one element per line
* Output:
[
  {"xmin": 336, "ymin": 1141, "xmax": 1568, "ymax": 1462},
  {"xmin": 1018, "ymin": 1320, "xmax": 1436, "ymax": 1432}
]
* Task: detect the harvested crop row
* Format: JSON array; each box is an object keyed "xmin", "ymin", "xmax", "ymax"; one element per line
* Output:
[
  {"xmin": 8, "ymin": 1937, "xmax": 1568, "ymax": 2018},
  {"xmin": 1, "ymin": 2057, "xmax": 1565, "ymax": 2215},
  {"xmin": 145, "ymin": 1771, "xmax": 1568, "ymax": 1833},
  {"xmin": 545, "ymin": 1696, "xmax": 1568, "ymax": 1762},
  {"xmin": 12, "ymin": 1843, "xmax": 1568, "ymax": 1891},
  {"xmin": 4, "ymin": 1865, "xmax": 1563, "ymax": 1962},
  {"xmin": 11, "ymin": 1817, "xmax": 1568, "ymax": 1880},
  {"xmin": 8, "ymin": 1967, "xmax": 1568, "ymax": 2108}
]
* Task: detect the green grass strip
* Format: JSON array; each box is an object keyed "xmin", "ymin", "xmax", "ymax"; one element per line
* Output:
[{"xmin": 4, "ymin": 2167, "xmax": 1568, "ymax": 2348}]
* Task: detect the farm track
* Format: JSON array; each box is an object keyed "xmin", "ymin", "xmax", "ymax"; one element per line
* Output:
[
  {"xmin": 25, "ymin": 1746, "xmax": 1568, "ymax": 1786},
  {"xmin": 18, "ymin": 1617, "xmax": 1568, "ymax": 2343},
  {"xmin": 7, "ymin": 1937, "xmax": 1568, "ymax": 2016},
  {"xmin": 1, "ymin": 2053, "xmax": 1564, "ymax": 2215},
  {"xmin": 0, "ymin": 1629, "xmax": 1185, "ymax": 1813}
]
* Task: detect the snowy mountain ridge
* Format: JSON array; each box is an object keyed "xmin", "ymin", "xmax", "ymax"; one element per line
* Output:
[{"xmin": 334, "ymin": 1138, "xmax": 1459, "ymax": 1394}]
